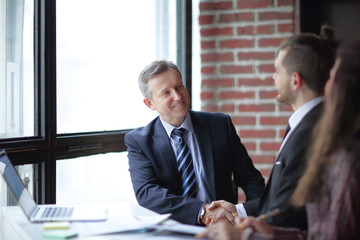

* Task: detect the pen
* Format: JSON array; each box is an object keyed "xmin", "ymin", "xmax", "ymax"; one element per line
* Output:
[{"xmin": 237, "ymin": 208, "xmax": 280, "ymax": 229}]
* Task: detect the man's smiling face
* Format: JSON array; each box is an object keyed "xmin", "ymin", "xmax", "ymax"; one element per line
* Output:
[{"xmin": 144, "ymin": 68, "xmax": 190, "ymax": 127}]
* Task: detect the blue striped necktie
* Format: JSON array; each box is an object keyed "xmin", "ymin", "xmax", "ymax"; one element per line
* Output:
[{"xmin": 171, "ymin": 128, "xmax": 197, "ymax": 198}]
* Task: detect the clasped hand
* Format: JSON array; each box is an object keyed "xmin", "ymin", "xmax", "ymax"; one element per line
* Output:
[
  {"xmin": 198, "ymin": 200, "xmax": 274, "ymax": 240},
  {"xmin": 202, "ymin": 200, "xmax": 238, "ymax": 226}
]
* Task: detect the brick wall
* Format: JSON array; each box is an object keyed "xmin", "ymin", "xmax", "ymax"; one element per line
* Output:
[{"xmin": 198, "ymin": 0, "xmax": 295, "ymax": 201}]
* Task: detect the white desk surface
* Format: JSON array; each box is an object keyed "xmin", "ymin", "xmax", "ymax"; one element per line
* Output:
[{"xmin": 3, "ymin": 202, "xmax": 204, "ymax": 240}]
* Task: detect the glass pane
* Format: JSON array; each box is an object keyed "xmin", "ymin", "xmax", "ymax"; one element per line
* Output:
[
  {"xmin": 56, "ymin": 152, "xmax": 136, "ymax": 205},
  {"xmin": 0, "ymin": 0, "xmax": 35, "ymax": 138},
  {"xmin": 56, "ymin": 0, "xmax": 177, "ymax": 134}
]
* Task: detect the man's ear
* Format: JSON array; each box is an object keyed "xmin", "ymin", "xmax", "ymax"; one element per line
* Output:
[
  {"xmin": 291, "ymin": 72, "xmax": 303, "ymax": 91},
  {"xmin": 144, "ymin": 98, "xmax": 156, "ymax": 111}
]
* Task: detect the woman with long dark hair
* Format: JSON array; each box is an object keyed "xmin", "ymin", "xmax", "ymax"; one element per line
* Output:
[{"xmin": 289, "ymin": 40, "xmax": 360, "ymax": 240}]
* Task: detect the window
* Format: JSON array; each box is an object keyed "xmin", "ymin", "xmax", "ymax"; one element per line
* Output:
[
  {"xmin": 56, "ymin": 0, "xmax": 177, "ymax": 133},
  {"xmin": 0, "ymin": 0, "xmax": 34, "ymax": 139},
  {"xmin": 56, "ymin": 152, "xmax": 136, "ymax": 205},
  {"xmin": 0, "ymin": 0, "xmax": 36, "ymax": 207},
  {"xmin": 0, "ymin": 0, "xmax": 193, "ymax": 205}
]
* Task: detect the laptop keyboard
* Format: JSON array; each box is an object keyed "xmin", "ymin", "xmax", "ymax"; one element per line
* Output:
[{"xmin": 41, "ymin": 207, "xmax": 74, "ymax": 218}]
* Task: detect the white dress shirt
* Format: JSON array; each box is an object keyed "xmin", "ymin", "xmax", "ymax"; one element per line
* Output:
[{"xmin": 160, "ymin": 112, "xmax": 213, "ymax": 203}]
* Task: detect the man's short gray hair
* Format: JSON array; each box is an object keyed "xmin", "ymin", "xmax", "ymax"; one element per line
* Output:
[{"xmin": 138, "ymin": 60, "xmax": 182, "ymax": 99}]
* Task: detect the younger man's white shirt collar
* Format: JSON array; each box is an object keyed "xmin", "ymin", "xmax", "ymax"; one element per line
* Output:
[
  {"xmin": 279, "ymin": 96, "xmax": 323, "ymax": 155},
  {"xmin": 288, "ymin": 97, "xmax": 324, "ymax": 131}
]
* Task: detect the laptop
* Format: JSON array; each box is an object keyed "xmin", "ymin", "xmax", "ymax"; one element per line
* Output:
[{"xmin": 0, "ymin": 151, "xmax": 107, "ymax": 222}]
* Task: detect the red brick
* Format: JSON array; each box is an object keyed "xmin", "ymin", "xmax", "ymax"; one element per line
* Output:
[
  {"xmin": 238, "ymin": 51, "xmax": 274, "ymax": 60},
  {"xmin": 239, "ymin": 129, "xmax": 276, "ymax": 138},
  {"xmin": 231, "ymin": 116, "xmax": 256, "ymax": 125},
  {"xmin": 242, "ymin": 141, "xmax": 256, "ymax": 151},
  {"xmin": 202, "ymin": 104, "xmax": 219, "ymax": 112},
  {"xmin": 221, "ymin": 65, "xmax": 253, "ymax": 74},
  {"xmin": 238, "ymin": 104, "xmax": 275, "ymax": 112},
  {"xmin": 201, "ymin": 52, "xmax": 234, "ymax": 62},
  {"xmin": 200, "ymin": 91, "xmax": 215, "ymax": 100},
  {"xmin": 251, "ymin": 154, "xmax": 276, "ymax": 163},
  {"xmin": 220, "ymin": 91, "xmax": 254, "ymax": 99},
  {"xmin": 200, "ymin": 1, "xmax": 233, "ymax": 11},
  {"xmin": 259, "ymin": 64, "xmax": 275, "ymax": 73},
  {"xmin": 260, "ymin": 90, "xmax": 278, "ymax": 99},
  {"xmin": 278, "ymin": 23, "xmax": 294, "ymax": 33},
  {"xmin": 256, "ymin": 24, "xmax": 274, "ymax": 34},
  {"xmin": 260, "ymin": 142, "xmax": 282, "ymax": 151},
  {"xmin": 201, "ymin": 66, "xmax": 215, "ymax": 74},
  {"xmin": 201, "ymin": 40, "xmax": 216, "ymax": 49},
  {"xmin": 220, "ymin": 12, "xmax": 254, "ymax": 23},
  {"xmin": 199, "ymin": 15, "xmax": 215, "ymax": 25},
  {"xmin": 238, "ymin": 77, "xmax": 274, "ymax": 86},
  {"xmin": 201, "ymin": 27, "xmax": 233, "ymax": 37},
  {"xmin": 237, "ymin": 26, "xmax": 255, "ymax": 35},
  {"xmin": 259, "ymin": 37, "xmax": 285, "ymax": 47},
  {"xmin": 278, "ymin": 0, "xmax": 294, "ymax": 7},
  {"xmin": 260, "ymin": 116, "xmax": 289, "ymax": 125},
  {"xmin": 220, "ymin": 104, "xmax": 235, "ymax": 112},
  {"xmin": 237, "ymin": 0, "xmax": 273, "ymax": 9},
  {"xmin": 202, "ymin": 78, "xmax": 234, "ymax": 87},
  {"xmin": 220, "ymin": 39, "xmax": 254, "ymax": 48},
  {"xmin": 259, "ymin": 11, "xmax": 293, "ymax": 21}
]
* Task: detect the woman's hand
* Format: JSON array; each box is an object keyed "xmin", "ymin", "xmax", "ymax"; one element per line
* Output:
[
  {"xmin": 196, "ymin": 220, "xmax": 243, "ymax": 240},
  {"xmin": 196, "ymin": 217, "xmax": 275, "ymax": 240},
  {"xmin": 239, "ymin": 217, "xmax": 274, "ymax": 235}
]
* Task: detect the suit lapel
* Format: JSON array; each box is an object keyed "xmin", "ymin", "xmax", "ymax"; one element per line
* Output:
[
  {"xmin": 152, "ymin": 119, "xmax": 182, "ymax": 190},
  {"xmin": 191, "ymin": 111, "xmax": 216, "ymax": 200},
  {"xmin": 259, "ymin": 103, "xmax": 323, "ymax": 209},
  {"xmin": 275, "ymin": 103, "xmax": 322, "ymax": 161}
]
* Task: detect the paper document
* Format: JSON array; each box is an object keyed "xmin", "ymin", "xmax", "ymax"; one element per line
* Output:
[
  {"xmin": 73, "ymin": 213, "xmax": 171, "ymax": 236},
  {"xmin": 154, "ymin": 220, "xmax": 205, "ymax": 235},
  {"xmin": 135, "ymin": 213, "xmax": 171, "ymax": 225},
  {"xmin": 73, "ymin": 212, "xmax": 205, "ymax": 237}
]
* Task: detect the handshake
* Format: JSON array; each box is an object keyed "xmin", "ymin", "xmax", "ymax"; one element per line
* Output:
[
  {"xmin": 201, "ymin": 200, "xmax": 239, "ymax": 226},
  {"xmin": 197, "ymin": 201, "xmax": 280, "ymax": 239}
]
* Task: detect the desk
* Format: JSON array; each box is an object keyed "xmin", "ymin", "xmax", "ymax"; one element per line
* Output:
[{"xmin": 1, "ymin": 202, "xmax": 204, "ymax": 240}]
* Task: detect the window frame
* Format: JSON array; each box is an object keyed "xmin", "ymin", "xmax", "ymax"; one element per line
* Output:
[{"xmin": 0, "ymin": 0, "xmax": 193, "ymax": 204}]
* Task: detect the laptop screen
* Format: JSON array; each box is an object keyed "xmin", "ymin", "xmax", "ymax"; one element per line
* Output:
[{"xmin": 0, "ymin": 152, "xmax": 37, "ymax": 218}]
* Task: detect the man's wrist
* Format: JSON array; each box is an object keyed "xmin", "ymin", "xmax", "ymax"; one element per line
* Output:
[
  {"xmin": 198, "ymin": 203, "xmax": 208, "ymax": 224},
  {"xmin": 199, "ymin": 205, "xmax": 206, "ymax": 222}
]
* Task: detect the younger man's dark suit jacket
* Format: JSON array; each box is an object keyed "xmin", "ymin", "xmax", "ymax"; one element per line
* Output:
[
  {"xmin": 125, "ymin": 110, "xmax": 265, "ymax": 225},
  {"xmin": 247, "ymin": 103, "xmax": 323, "ymax": 230}
]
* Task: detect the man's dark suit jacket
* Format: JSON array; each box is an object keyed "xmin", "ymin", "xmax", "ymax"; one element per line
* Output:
[
  {"xmin": 246, "ymin": 103, "xmax": 323, "ymax": 230},
  {"xmin": 125, "ymin": 110, "xmax": 265, "ymax": 225}
]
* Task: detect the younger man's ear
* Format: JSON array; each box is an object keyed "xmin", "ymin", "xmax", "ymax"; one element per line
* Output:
[
  {"xmin": 291, "ymin": 72, "xmax": 303, "ymax": 90},
  {"xmin": 144, "ymin": 98, "xmax": 156, "ymax": 111}
]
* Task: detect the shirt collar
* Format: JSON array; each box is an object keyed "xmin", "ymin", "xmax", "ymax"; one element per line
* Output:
[
  {"xmin": 288, "ymin": 97, "xmax": 324, "ymax": 130},
  {"xmin": 160, "ymin": 112, "xmax": 194, "ymax": 138}
]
